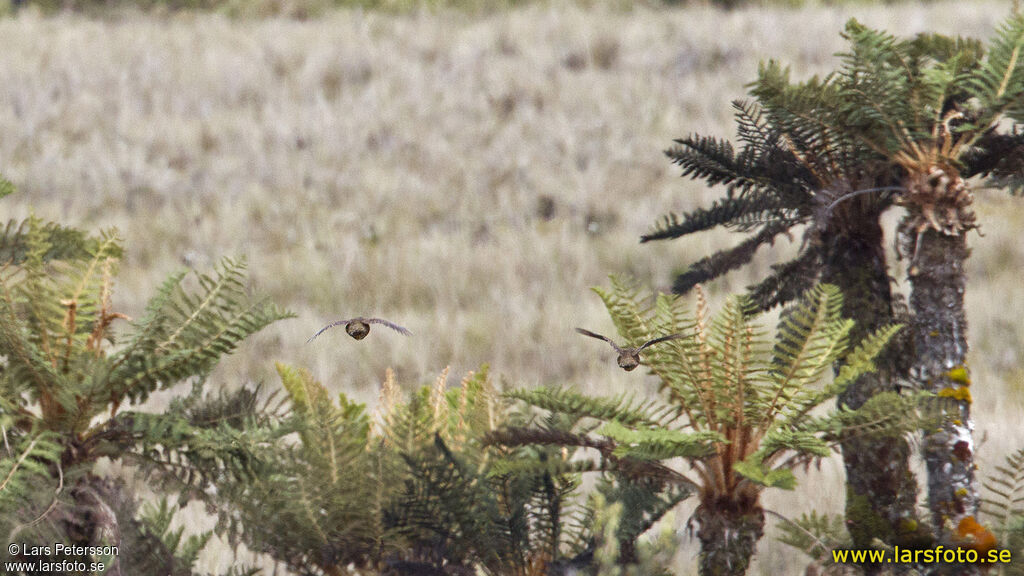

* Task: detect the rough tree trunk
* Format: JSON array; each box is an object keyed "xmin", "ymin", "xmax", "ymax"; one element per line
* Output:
[
  {"xmin": 822, "ymin": 195, "xmax": 923, "ymax": 574},
  {"xmin": 695, "ymin": 497, "xmax": 765, "ymax": 576},
  {"xmin": 899, "ymin": 164, "xmax": 981, "ymax": 575},
  {"xmin": 903, "ymin": 229, "xmax": 979, "ymax": 541}
]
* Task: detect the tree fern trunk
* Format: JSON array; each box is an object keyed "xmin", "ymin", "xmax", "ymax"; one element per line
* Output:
[
  {"xmin": 822, "ymin": 199, "xmax": 922, "ymax": 573},
  {"xmin": 901, "ymin": 223, "xmax": 979, "ymax": 554},
  {"xmin": 695, "ymin": 498, "xmax": 764, "ymax": 576}
]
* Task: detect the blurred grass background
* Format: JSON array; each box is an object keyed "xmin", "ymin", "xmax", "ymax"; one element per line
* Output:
[
  {"xmin": 0, "ymin": 0, "xmax": 989, "ymax": 19},
  {"xmin": 1, "ymin": 1, "xmax": 1022, "ymax": 573}
]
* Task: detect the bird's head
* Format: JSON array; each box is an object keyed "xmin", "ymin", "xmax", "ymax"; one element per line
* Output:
[
  {"xmin": 346, "ymin": 321, "xmax": 370, "ymax": 340},
  {"xmin": 617, "ymin": 353, "xmax": 640, "ymax": 371}
]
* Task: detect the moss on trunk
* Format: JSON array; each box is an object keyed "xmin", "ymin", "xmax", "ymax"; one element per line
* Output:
[{"xmin": 822, "ymin": 197, "xmax": 923, "ymax": 572}]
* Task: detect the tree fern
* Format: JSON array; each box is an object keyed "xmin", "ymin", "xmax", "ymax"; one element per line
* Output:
[
  {"xmin": 203, "ymin": 363, "xmax": 602, "ymax": 576},
  {"xmin": 0, "ymin": 220, "xmax": 291, "ymax": 569},
  {"xmin": 502, "ymin": 279, "xmax": 921, "ymax": 576}
]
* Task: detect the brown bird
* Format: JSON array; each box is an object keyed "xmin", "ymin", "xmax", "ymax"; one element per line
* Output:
[
  {"xmin": 307, "ymin": 317, "xmax": 412, "ymax": 342},
  {"xmin": 575, "ymin": 327, "xmax": 684, "ymax": 371}
]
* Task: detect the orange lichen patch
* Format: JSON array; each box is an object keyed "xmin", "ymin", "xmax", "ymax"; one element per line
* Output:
[
  {"xmin": 938, "ymin": 386, "xmax": 972, "ymax": 404},
  {"xmin": 955, "ymin": 516, "xmax": 998, "ymax": 555},
  {"xmin": 953, "ymin": 441, "xmax": 972, "ymax": 462}
]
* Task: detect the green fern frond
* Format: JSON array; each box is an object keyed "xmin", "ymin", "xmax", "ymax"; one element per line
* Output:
[
  {"xmin": 982, "ymin": 447, "xmax": 1024, "ymax": 542},
  {"xmin": 598, "ymin": 421, "xmax": 722, "ymax": 461},
  {"xmin": 664, "ymin": 135, "xmax": 743, "ymax": 187},
  {"xmin": 487, "ymin": 456, "xmax": 601, "ymax": 480},
  {"xmin": 801, "ymin": 391, "xmax": 932, "ymax": 446},
  {"xmin": 0, "ymin": 218, "xmax": 99, "ymax": 266},
  {"xmin": 774, "ymin": 324, "xmax": 902, "ymax": 431},
  {"xmin": 138, "ymin": 497, "xmax": 213, "ymax": 569},
  {"xmin": 486, "ymin": 426, "xmax": 607, "ymax": 451},
  {"xmin": 830, "ymin": 323, "xmax": 903, "ymax": 392},
  {"xmin": 733, "ymin": 459, "xmax": 797, "ymax": 490},
  {"xmin": 752, "ymin": 428, "xmax": 832, "ymax": 465},
  {"xmin": 207, "ymin": 366, "xmax": 384, "ymax": 573},
  {"xmin": 763, "ymin": 285, "xmax": 852, "ymax": 421},
  {"xmin": 967, "ymin": 13, "xmax": 1024, "ymax": 123},
  {"xmin": 836, "ymin": 20, "xmax": 921, "ymax": 152},
  {"xmin": 910, "ymin": 31, "xmax": 985, "ymax": 66},
  {"xmin": 0, "ymin": 431, "xmax": 63, "ymax": 532},
  {"xmin": 591, "ymin": 276, "xmax": 657, "ymax": 348},
  {"xmin": 108, "ymin": 257, "xmax": 294, "ymax": 405},
  {"xmin": 507, "ymin": 387, "xmax": 678, "ymax": 429},
  {"xmin": 775, "ymin": 510, "xmax": 850, "ymax": 560}
]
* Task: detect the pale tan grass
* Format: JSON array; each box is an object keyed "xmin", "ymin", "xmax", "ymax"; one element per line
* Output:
[{"xmin": 1, "ymin": 2, "xmax": 1021, "ymax": 574}]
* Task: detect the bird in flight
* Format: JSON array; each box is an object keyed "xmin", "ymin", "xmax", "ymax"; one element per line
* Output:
[
  {"xmin": 575, "ymin": 327, "xmax": 684, "ymax": 371},
  {"xmin": 307, "ymin": 317, "xmax": 412, "ymax": 342}
]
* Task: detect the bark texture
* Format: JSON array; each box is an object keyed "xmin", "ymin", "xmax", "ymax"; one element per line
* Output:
[
  {"xmin": 822, "ymin": 197, "xmax": 923, "ymax": 573},
  {"xmin": 896, "ymin": 164, "xmax": 983, "ymax": 575},
  {"xmin": 695, "ymin": 496, "xmax": 765, "ymax": 576},
  {"xmin": 903, "ymin": 227, "xmax": 978, "ymax": 532}
]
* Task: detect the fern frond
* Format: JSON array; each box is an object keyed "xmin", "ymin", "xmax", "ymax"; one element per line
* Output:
[
  {"xmin": 107, "ymin": 257, "xmax": 294, "ymax": 405},
  {"xmin": 664, "ymin": 135, "xmax": 744, "ymax": 187},
  {"xmin": 672, "ymin": 221, "xmax": 792, "ymax": 295},
  {"xmin": 732, "ymin": 459, "xmax": 797, "ymax": 490},
  {"xmin": 775, "ymin": 324, "xmax": 902, "ymax": 431},
  {"xmin": 835, "ymin": 19, "xmax": 920, "ymax": 152},
  {"xmin": 967, "ymin": 13, "xmax": 1024, "ymax": 123},
  {"xmin": 803, "ymin": 391, "xmax": 931, "ymax": 445},
  {"xmin": 138, "ymin": 497, "xmax": 213, "ymax": 569},
  {"xmin": 642, "ymin": 193, "xmax": 790, "ymax": 243},
  {"xmin": 963, "ymin": 127, "xmax": 1024, "ymax": 194},
  {"xmin": 759, "ymin": 285, "xmax": 851, "ymax": 427},
  {"xmin": 982, "ymin": 447, "xmax": 1024, "ymax": 542},
  {"xmin": 745, "ymin": 247, "xmax": 822, "ymax": 311},
  {"xmin": 0, "ymin": 431, "xmax": 63, "ymax": 533},
  {"xmin": 487, "ymin": 456, "xmax": 602, "ymax": 479},
  {"xmin": 591, "ymin": 275, "xmax": 657, "ymax": 347},
  {"xmin": 598, "ymin": 421, "xmax": 722, "ymax": 461},
  {"xmin": 775, "ymin": 510, "xmax": 850, "ymax": 561},
  {"xmin": 0, "ymin": 218, "xmax": 99, "ymax": 266},
  {"xmin": 830, "ymin": 323, "xmax": 904, "ymax": 392},
  {"xmin": 506, "ymin": 387, "xmax": 678, "ymax": 429}
]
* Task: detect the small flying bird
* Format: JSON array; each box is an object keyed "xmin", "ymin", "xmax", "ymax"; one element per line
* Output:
[
  {"xmin": 575, "ymin": 327, "xmax": 684, "ymax": 371},
  {"xmin": 307, "ymin": 317, "xmax": 412, "ymax": 342}
]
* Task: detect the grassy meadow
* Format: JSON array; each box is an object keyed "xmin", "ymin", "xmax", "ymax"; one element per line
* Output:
[{"xmin": 2, "ymin": 1, "xmax": 1023, "ymax": 573}]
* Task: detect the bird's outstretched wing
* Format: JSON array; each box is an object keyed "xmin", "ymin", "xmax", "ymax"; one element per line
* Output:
[
  {"xmin": 575, "ymin": 327, "xmax": 623, "ymax": 353},
  {"xmin": 364, "ymin": 317, "xmax": 413, "ymax": 336},
  {"xmin": 306, "ymin": 319, "xmax": 356, "ymax": 343},
  {"xmin": 637, "ymin": 333, "xmax": 685, "ymax": 351}
]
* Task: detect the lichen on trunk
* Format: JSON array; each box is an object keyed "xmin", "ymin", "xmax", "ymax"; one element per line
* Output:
[
  {"xmin": 898, "ymin": 165, "xmax": 985, "ymax": 575},
  {"xmin": 901, "ymin": 225, "xmax": 978, "ymax": 533}
]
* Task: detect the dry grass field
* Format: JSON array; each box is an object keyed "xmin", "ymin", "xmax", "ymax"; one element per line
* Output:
[{"xmin": 1, "ymin": 1, "xmax": 1023, "ymax": 573}]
